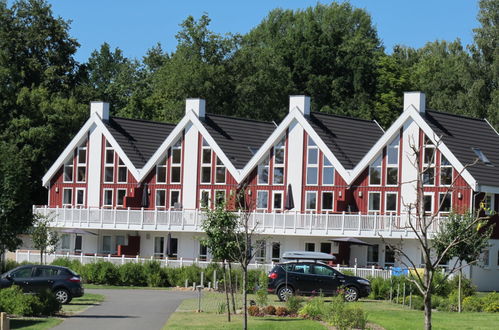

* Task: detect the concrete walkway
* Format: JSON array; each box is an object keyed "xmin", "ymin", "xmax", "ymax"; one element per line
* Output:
[{"xmin": 54, "ymin": 289, "xmax": 196, "ymax": 330}]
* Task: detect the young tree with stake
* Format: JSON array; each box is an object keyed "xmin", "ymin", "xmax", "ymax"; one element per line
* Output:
[{"xmin": 31, "ymin": 214, "xmax": 59, "ymax": 264}]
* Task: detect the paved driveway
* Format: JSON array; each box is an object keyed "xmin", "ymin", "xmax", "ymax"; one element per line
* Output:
[{"xmin": 54, "ymin": 289, "xmax": 196, "ymax": 330}]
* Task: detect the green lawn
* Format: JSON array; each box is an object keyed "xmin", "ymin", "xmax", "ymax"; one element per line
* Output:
[
  {"xmin": 164, "ymin": 312, "xmax": 326, "ymax": 329},
  {"xmin": 167, "ymin": 292, "xmax": 499, "ymax": 330},
  {"xmin": 354, "ymin": 300, "xmax": 499, "ymax": 330},
  {"xmin": 11, "ymin": 293, "xmax": 105, "ymax": 330}
]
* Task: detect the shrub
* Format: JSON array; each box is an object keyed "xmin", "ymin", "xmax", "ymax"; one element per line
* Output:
[
  {"xmin": 431, "ymin": 295, "xmax": 446, "ymax": 310},
  {"xmin": 285, "ymin": 295, "xmax": 304, "ymax": 315},
  {"xmin": 82, "ymin": 261, "xmax": 118, "ymax": 285},
  {"xmin": 255, "ymin": 271, "xmax": 269, "ymax": 306},
  {"xmin": 51, "ymin": 258, "xmax": 83, "ymax": 275},
  {"xmin": 144, "ymin": 261, "xmax": 167, "ymax": 287},
  {"xmin": 368, "ymin": 277, "xmax": 391, "ymax": 300},
  {"xmin": 327, "ymin": 295, "xmax": 368, "ymax": 330},
  {"xmin": 264, "ymin": 305, "xmax": 276, "ymax": 315},
  {"xmin": 1, "ymin": 259, "xmax": 20, "ymax": 273},
  {"xmin": 0, "ymin": 286, "xmax": 60, "ymax": 316},
  {"xmin": 341, "ymin": 270, "xmax": 355, "ymax": 276},
  {"xmin": 248, "ymin": 305, "xmax": 260, "ymax": 316},
  {"xmin": 299, "ymin": 297, "xmax": 330, "ymax": 320},
  {"xmin": 482, "ymin": 292, "xmax": 499, "ymax": 313},
  {"xmin": 406, "ymin": 295, "xmax": 424, "ymax": 310},
  {"xmin": 217, "ymin": 302, "xmax": 226, "ymax": 314},
  {"xmin": 462, "ymin": 296, "xmax": 484, "ymax": 312},
  {"xmin": 276, "ymin": 306, "xmax": 288, "ymax": 316},
  {"xmin": 448, "ymin": 275, "xmax": 476, "ymax": 297},
  {"xmin": 118, "ymin": 262, "xmax": 146, "ymax": 286}
]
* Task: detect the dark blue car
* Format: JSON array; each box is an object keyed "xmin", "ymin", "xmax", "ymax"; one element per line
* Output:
[{"xmin": 0, "ymin": 264, "xmax": 84, "ymax": 304}]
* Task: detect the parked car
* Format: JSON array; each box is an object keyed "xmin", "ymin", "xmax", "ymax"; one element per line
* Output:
[
  {"xmin": 267, "ymin": 261, "xmax": 371, "ymax": 302},
  {"xmin": 0, "ymin": 264, "xmax": 84, "ymax": 304}
]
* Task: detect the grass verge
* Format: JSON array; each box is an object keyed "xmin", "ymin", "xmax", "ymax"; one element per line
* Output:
[
  {"xmin": 11, "ymin": 293, "xmax": 105, "ymax": 330},
  {"xmin": 354, "ymin": 300, "xmax": 499, "ymax": 330}
]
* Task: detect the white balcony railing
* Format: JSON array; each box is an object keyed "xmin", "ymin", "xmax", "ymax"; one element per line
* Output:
[{"xmin": 33, "ymin": 206, "xmax": 441, "ymax": 238}]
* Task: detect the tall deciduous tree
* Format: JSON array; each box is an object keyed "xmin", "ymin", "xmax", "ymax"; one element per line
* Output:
[
  {"xmin": 0, "ymin": 142, "xmax": 33, "ymax": 261},
  {"xmin": 234, "ymin": 3, "xmax": 383, "ymax": 121}
]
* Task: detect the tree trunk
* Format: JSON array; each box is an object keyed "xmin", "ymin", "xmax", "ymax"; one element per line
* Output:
[
  {"xmin": 228, "ymin": 262, "xmax": 237, "ymax": 314},
  {"xmin": 423, "ymin": 267, "xmax": 432, "ymax": 330},
  {"xmin": 222, "ymin": 260, "xmax": 231, "ymax": 322},
  {"xmin": 458, "ymin": 266, "xmax": 462, "ymax": 313},
  {"xmin": 243, "ymin": 266, "xmax": 248, "ymax": 330},
  {"xmin": 40, "ymin": 249, "xmax": 44, "ymax": 264}
]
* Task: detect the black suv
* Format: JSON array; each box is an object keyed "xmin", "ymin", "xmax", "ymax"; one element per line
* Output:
[
  {"xmin": 0, "ymin": 265, "xmax": 84, "ymax": 304},
  {"xmin": 267, "ymin": 262, "xmax": 370, "ymax": 302}
]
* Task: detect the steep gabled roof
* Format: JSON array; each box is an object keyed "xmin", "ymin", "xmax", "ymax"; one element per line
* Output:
[
  {"xmin": 104, "ymin": 117, "xmax": 176, "ymax": 169},
  {"xmin": 200, "ymin": 114, "xmax": 276, "ymax": 169},
  {"xmin": 306, "ymin": 112, "xmax": 384, "ymax": 170},
  {"xmin": 423, "ymin": 110, "xmax": 499, "ymax": 188}
]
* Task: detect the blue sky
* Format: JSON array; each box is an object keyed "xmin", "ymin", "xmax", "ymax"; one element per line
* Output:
[{"xmin": 43, "ymin": 0, "xmax": 479, "ymax": 63}]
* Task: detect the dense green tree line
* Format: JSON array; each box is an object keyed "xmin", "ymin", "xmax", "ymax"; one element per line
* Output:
[{"xmin": 0, "ymin": 0, "xmax": 497, "ymax": 254}]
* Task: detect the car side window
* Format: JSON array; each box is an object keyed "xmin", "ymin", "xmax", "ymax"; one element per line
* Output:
[
  {"xmin": 292, "ymin": 264, "xmax": 312, "ymax": 274},
  {"xmin": 34, "ymin": 267, "xmax": 59, "ymax": 277},
  {"xmin": 313, "ymin": 265, "xmax": 335, "ymax": 276},
  {"xmin": 11, "ymin": 267, "xmax": 33, "ymax": 278}
]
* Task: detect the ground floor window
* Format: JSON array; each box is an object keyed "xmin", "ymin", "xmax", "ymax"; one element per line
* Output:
[
  {"xmin": 255, "ymin": 240, "xmax": 266, "ymax": 262},
  {"xmin": 305, "ymin": 242, "xmax": 315, "ymax": 252},
  {"xmin": 271, "ymin": 242, "xmax": 280, "ymax": 262},
  {"xmin": 199, "ymin": 243, "xmax": 207, "ymax": 261},
  {"xmin": 320, "ymin": 242, "xmax": 332, "ymax": 254},
  {"xmin": 385, "ymin": 245, "xmax": 395, "ymax": 266},
  {"xmin": 367, "ymin": 244, "xmax": 379, "ymax": 265},
  {"xmin": 169, "ymin": 238, "xmax": 178, "ymax": 258},
  {"xmin": 154, "ymin": 237, "xmax": 164, "ymax": 257},
  {"xmin": 60, "ymin": 234, "xmax": 70, "ymax": 250},
  {"xmin": 102, "ymin": 236, "xmax": 111, "ymax": 254}
]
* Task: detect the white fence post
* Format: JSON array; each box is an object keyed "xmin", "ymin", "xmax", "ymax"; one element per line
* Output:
[
  {"xmin": 140, "ymin": 207, "xmax": 144, "ymax": 229},
  {"xmin": 358, "ymin": 211, "xmax": 362, "ymax": 234}
]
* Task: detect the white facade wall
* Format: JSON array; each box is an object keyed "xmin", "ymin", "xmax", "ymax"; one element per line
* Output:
[
  {"xmin": 400, "ymin": 118, "xmax": 420, "ymax": 212},
  {"xmin": 182, "ymin": 122, "xmax": 199, "ymax": 209},
  {"xmin": 287, "ymin": 120, "xmax": 304, "ymax": 210},
  {"xmin": 87, "ymin": 124, "xmax": 102, "ymax": 207}
]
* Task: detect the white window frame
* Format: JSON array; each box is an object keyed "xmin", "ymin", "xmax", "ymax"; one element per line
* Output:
[
  {"xmin": 103, "ymin": 189, "xmax": 113, "ymax": 207},
  {"xmin": 423, "ymin": 192, "xmax": 434, "ymax": 215},
  {"xmin": 273, "ymin": 137, "xmax": 286, "ymax": 185},
  {"xmin": 255, "ymin": 240, "xmax": 266, "ymax": 263},
  {"xmin": 271, "ymin": 242, "xmax": 281, "ymax": 262},
  {"xmin": 200, "ymin": 189, "xmax": 211, "ymax": 208},
  {"xmin": 369, "ymin": 154, "xmax": 382, "ymax": 186},
  {"xmin": 272, "ymin": 191, "xmax": 284, "ymax": 211},
  {"xmin": 104, "ymin": 142, "xmax": 115, "ymax": 183},
  {"xmin": 322, "ymin": 155, "xmax": 335, "ymax": 186},
  {"xmin": 483, "ymin": 193, "xmax": 495, "ymax": 215},
  {"xmin": 201, "ymin": 138, "xmax": 212, "ymax": 184},
  {"xmin": 215, "ymin": 156, "xmax": 226, "ymax": 184},
  {"xmin": 170, "ymin": 189, "xmax": 181, "ymax": 209},
  {"xmin": 386, "ymin": 135, "xmax": 399, "ymax": 186},
  {"xmin": 76, "ymin": 146, "xmax": 87, "ymax": 183},
  {"xmin": 75, "ymin": 188, "xmax": 85, "ymax": 206},
  {"xmin": 321, "ymin": 191, "xmax": 334, "ymax": 211},
  {"xmin": 171, "ymin": 140, "xmax": 182, "ymax": 184},
  {"xmin": 102, "ymin": 235, "xmax": 112, "ymax": 254},
  {"xmin": 154, "ymin": 236, "xmax": 164, "ymax": 258},
  {"xmin": 305, "ymin": 242, "xmax": 316, "ymax": 252},
  {"xmin": 116, "ymin": 189, "xmax": 127, "ymax": 207},
  {"xmin": 306, "ymin": 137, "xmax": 319, "ymax": 186},
  {"xmin": 385, "ymin": 192, "xmax": 398, "ymax": 214},
  {"xmin": 62, "ymin": 188, "xmax": 72, "ymax": 206},
  {"xmin": 155, "ymin": 189, "xmax": 166, "ymax": 208},
  {"xmin": 63, "ymin": 159, "xmax": 73, "ymax": 183},
  {"xmin": 256, "ymin": 190, "xmax": 269, "ymax": 210},
  {"xmin": 423, "ymin": 136, "xmax": 436, "ymax": 187},
  {"xmin": 156, "ymin": 156, "xmax": 167, "ymax": 184},
  {"xmin": 60, "ymin": 234, "xmax": 70, "ymax": 251},
  {"xmin": 117, "ymin": 158, "xmax": 127, "ymax": 183},
  {"xmin": 368, "ymin": 192, "xmax": 381, "ymax": 213},
  {"xmin": 199, "ymin": 241, "xmax": 208, "ymax": 261},
  {"xmin": 215, "ymin": 189, "xmax": 226, "ymax": 206},
  {"xmin": 438, "ymin": 192, "xmax": 452, "ymax": 215},
  {"xmin": 257, "ymin": 155, "xmax": 270, "ymax": 185},
  {"xmin": 305, "ymin": 191, "xmax": 317, "ymax": 211},
  {"xmin": 439, "ymin": 155, "xmax": 453, "ymax": 186}
]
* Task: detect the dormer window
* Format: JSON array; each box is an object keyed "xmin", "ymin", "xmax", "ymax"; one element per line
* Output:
[{"xmin": 472, "ymin": 148, "xmax": 493, "ymax": 166}]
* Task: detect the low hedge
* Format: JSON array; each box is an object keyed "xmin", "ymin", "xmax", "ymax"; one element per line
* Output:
[{"xmin": 0, "ymin": 285, "xmax": 61, "ymax": 316}]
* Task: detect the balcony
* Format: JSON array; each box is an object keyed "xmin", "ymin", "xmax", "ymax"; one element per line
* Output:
[{"xmin": 33, "ymin": 206, "xmax": 440, "ymax": 238}]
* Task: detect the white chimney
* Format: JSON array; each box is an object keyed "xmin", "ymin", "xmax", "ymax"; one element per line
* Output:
[
  {"xmin": 185, "ymin": 98, "xmax": 206, "ymax": 118},
  {"xmin": 90, "ymin": 101, "xmax": 110, "ymax": 120},
  {"xmin": 403, "ymin": 92, "xmax": 426, "ymax": 113},
  {"xmin": 289, "ymin": 95, "xmax": 310, "ymax": 116}
]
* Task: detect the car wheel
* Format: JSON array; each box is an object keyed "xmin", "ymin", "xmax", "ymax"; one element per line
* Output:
[
  {"xmin": 277, "ymin": 286, "xmax": 294, "ymax": 302},
  {"xmin": 54, "ymin": 288, "xmax": 71, "ymax": 304},
  {"xmin": 344, "ymin": 286, "xmax": 359, "ymax": 302}
]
